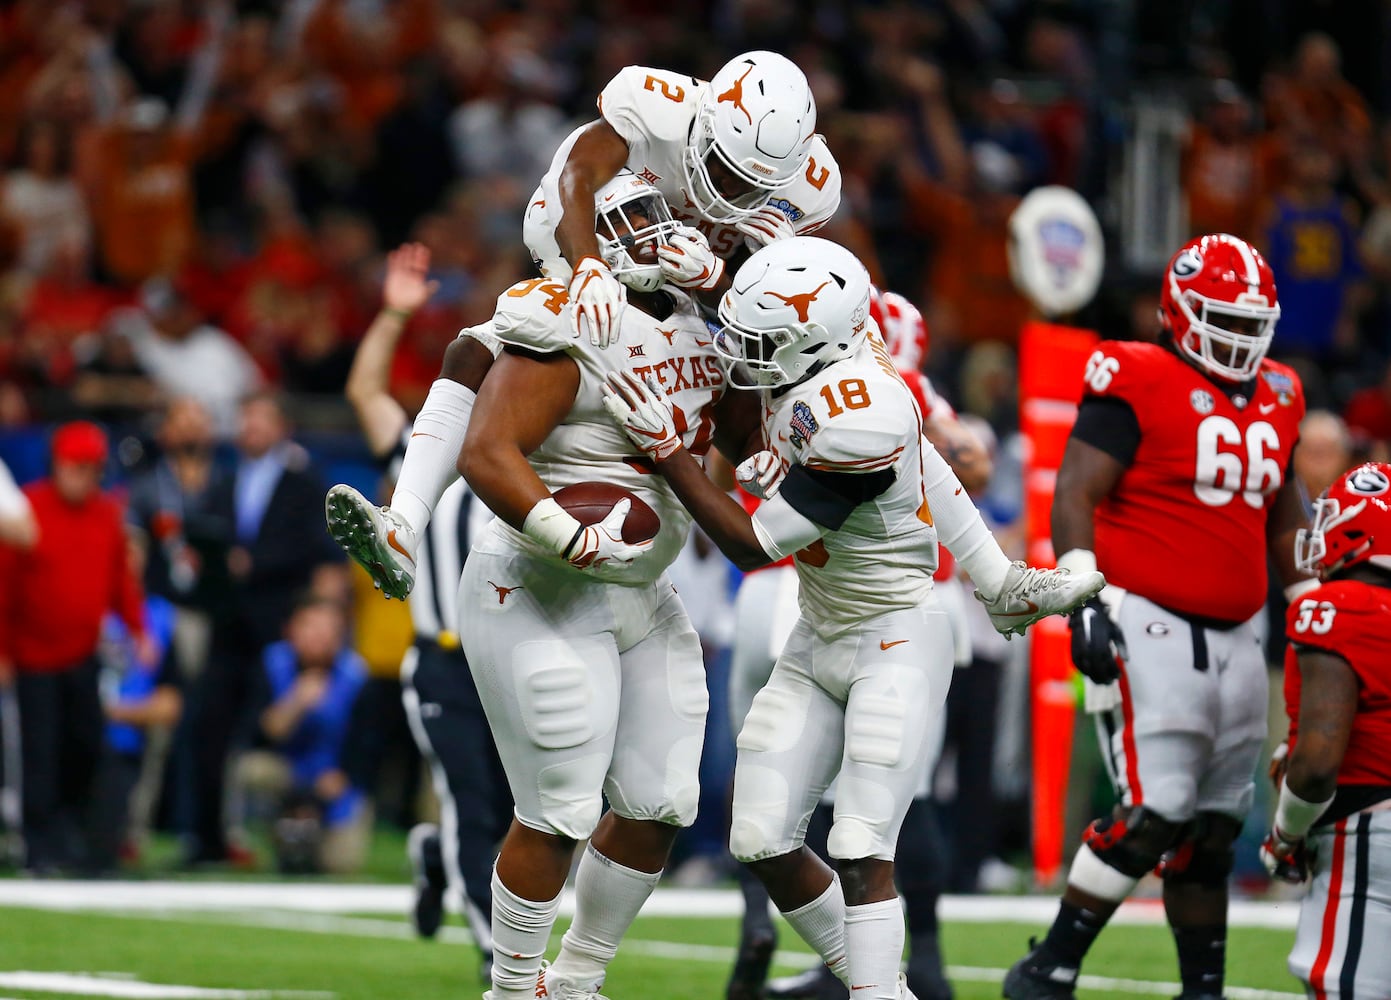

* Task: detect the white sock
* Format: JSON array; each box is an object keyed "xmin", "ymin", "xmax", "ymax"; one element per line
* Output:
[
  {"xmin": 921, "ymin": 437, "xmax": 1011, "ymax": 599},
  {"xmin": 782, "ymin": 877, "xmax": 850, "ymax": 985},
  {"xmin": 392, "ymin": 378, "xmax": 475, "ymax": 535},
  {"xmin": 549, "ymin": 844, "xmax": 661, "ymax": 989},
  {"xmin": 844, "ymin": 897, "xmax": 906, "ymax": 999},
  {"xmin": 490, "ymin": 868, "xmax": 561, "ymax": 1000}
]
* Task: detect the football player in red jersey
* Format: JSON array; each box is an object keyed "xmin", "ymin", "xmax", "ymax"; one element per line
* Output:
[
  {"xmin": 1263, "ymin": 463, "xmax": 1391, "ymax": 1000},
  {"xmin": 1005, "ymin": 233, "xmax": 1316, "ymax": 1000}
]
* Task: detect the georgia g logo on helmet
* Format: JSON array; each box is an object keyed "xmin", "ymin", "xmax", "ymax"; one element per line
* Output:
[
  {"xmin": 1172, "ymin": 247, "xmax": 1203, "ymax": 279},
  {"xmin": 1346, "ymin": 466, "xmax": 1391, "ymax": 497}
]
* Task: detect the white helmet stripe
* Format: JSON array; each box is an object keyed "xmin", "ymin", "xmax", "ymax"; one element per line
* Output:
[{"xmin": 1228, "ymin": 234, "xmax": 1260, "ymax": 288}]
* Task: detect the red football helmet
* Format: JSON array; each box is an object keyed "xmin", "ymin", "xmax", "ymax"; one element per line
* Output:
[
  {"xmin": 1296, "ymin": 463, "xmax": 1391, "ymax": 579},
  {"xmin": 1159, "ymin": 233, "xmax": 1280, "ymax": 382},
  {"xmin": 867, "ymin": 286, "xmax": 930, "ymax": 370}
]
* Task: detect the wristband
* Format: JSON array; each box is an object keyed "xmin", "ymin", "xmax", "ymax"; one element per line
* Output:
[
  {"xmin": 384, "ymin": 307, "xmax": 413, "ymax": 323},
  {"xmin": 522, "ymin": 497, "xmax": 584, "ymax": 558},
  {"xmin": 1274, "ymin": 781, "xmax": 1335, "ymax": 841},
  {"xmin": 1056, "ymin": 548, "xmax": 1098, "ymax": 576}
]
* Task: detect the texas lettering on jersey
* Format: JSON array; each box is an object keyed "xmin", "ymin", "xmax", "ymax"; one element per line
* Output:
[{"xmin": 1083, "ymin": 340, "xmax": 1305, "ymax": 621}]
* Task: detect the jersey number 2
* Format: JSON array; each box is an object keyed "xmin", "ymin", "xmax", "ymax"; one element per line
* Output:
[
  {"xmin": 644, "ymin": 75, "xmax": 686, "ymax": 103},
  {"xmin": 1193, "ymin": 416, "xmax": 1281, "ymax": 508}
]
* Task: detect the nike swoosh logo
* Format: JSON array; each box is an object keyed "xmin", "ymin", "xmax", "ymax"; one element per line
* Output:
[
  {"xmin": 954, "ymin": 486, "xmax": 963, "ymax": 495},
  {"xmin": 851, "ymin": 987, "xmax": 878, "ymax": 992},
  {"xmin": 632, "ymin": 427, "xmax": 668, "ymax": 440},
  {"xmin": 1259, "ymin": 403, "xmax": 1276, "ymax": 414},
  {"xmin": 410, "ymin": 432, "xmax": 444, "ymax": 441},
  {"xmin": 694, "ymin": 338, "xmax": 712, "ymax": 347},
  {"xmin": 386, "ymin": 529, "xmax": 414, "ymax": 562},
  {"xmin": 879, "ymin": 639, "xmax": 909, "ymax": 650},
  {"xmin": 994, "ymin": 598, "xmax": 1040, "ymax": 617}
]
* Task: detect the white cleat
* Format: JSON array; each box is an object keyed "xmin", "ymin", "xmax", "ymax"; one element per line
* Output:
[
  {"xmin": 535, "ymin": 963, "xmax": 609, "ymax": 1000},
  {"xmin": 324, "ymin": 484, "xmax": 418, "ymax": 600},
  {"xmin": 976, "ymin": 560, "xmax": 1106, "ymax": 638}
]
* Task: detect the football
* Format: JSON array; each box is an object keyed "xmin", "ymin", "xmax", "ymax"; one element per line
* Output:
[{"xmin": 552, "ymin": 481, "xmax": 661, "ymax": 543}]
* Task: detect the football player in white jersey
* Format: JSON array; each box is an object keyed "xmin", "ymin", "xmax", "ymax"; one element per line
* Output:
[
  {"xmin": 450, "ymin": 174, "xmax": 761, "ymax": 1000},
  {"xmin": 526, "ymin": 49, "xmax": 841, "ymax": 348},
  {"xmin": 601, "ymin": 237, "xmax": 1105, "ymax": 1000},
  {"xmin": 324, "ymin": 171, "xmax": 731, "ymax": 596}
]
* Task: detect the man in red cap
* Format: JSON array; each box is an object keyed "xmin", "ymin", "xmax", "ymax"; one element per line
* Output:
[{"xmin": 0, "ymin": 421, "xmax": 149, "ymax": 873}]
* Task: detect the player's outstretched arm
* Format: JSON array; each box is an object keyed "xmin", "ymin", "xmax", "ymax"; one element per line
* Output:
[
  {"xmin": 345, "ymin": 243, "xmax": 438, "ymax": 458},
  {"xmin": 555, "ymin": 121, "xmax": 631, "ymax": 267},
  {"xmin": 602, "ymin": 372, "xmax": 774, "ymax": 571}
]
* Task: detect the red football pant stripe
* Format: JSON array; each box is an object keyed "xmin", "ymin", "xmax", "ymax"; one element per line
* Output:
[{"xmin": 1310, "ymin": 817, "xmax": 1349, "ymax": 1000}]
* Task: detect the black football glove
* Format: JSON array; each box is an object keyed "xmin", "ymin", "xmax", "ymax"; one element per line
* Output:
[{"xmin": 1069, "ymin": 596, "xmax": 1126, "ymax": 684}]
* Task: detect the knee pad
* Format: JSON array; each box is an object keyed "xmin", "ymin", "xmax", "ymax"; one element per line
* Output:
[
  {"xmin": 605, "ymin": 733, "xmax": 702, "ymax": 828},
  {"xmin": 826, "ymin": 775, "xmax": 899, "ymax": 861},
  {"xmin": 729, "ymin": 764, "xmax": 792, "ymax": 862},
  {"xmin": 1081, "ymin": 807, "xmax": 1185, "ymax": 879},
  {"xmin": 532, "ymin": 754, "xmax": 607, "ymax": 840},
  {"xmin": 1161, "ymin": 812, "xmax": 1239, "ymax": 886}
]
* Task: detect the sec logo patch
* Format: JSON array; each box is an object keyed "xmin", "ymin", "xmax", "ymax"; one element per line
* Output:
[{"xmin": 1190, "ymin": 389, "xmax": 1215, "ymax": 415}]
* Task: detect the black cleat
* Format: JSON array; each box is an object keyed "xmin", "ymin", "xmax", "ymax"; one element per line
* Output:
[
  {"xmin": 764, "ymin": 965, "xmax": 848, "ymax": 1000},
  {"xmin": 725, "ymin": 925, "xmax": 777, "ymax": 1000},
  {"xmin": 408, "ymin": 823, "xmax": 446, "ymax": 939},
  {"xmin": 1001, "ymin": 938, "xmax": 1077, "ymax": 999},
  {"xmin": 906, "ymin": 932, "xmax": 953, "ymax": 1000}
]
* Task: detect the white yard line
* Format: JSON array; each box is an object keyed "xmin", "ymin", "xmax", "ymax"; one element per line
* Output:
[
  {"xmin": 0, "ymin": 973, "xmax": 330, "ymax": 1000},
  {"xmin": 0, "ymin": 881, "xmax": 1303, "ymax": 929},
  {"xmin": 64, "ymin": 906, "xmax": 1304, "ymax": 1000}
]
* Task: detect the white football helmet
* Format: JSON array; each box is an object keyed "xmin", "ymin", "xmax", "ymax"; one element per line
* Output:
[
  {"xmin": 715, "ymin": 236, "xmax": 871, "ymax": 388},
  {"xmin": 595, "ymin": 169, "xmax": 680, "ymax": 293},
  {"xmin": 683, "ymin": 51, "xmax": 816, "ymax": 225}
]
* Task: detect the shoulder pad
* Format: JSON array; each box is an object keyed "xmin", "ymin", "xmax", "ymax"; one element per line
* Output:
[
  {"xmin": 1080, "ymin": 340, "xmax": 1164, "ymax": 403},
  {"xmin": 802, "ymin": 376, "xmax": 916, "ymax": 475},
  {"xmin": 599, "ymin": 66, "xmax": 701, "ymax": 147},
  {"xmin": 490, "ymin": 278, "xmax": 574, "ymax": 354},
  {"xmin": 772, "ymin": 136, "xmax": 842, "ymax": 235}
]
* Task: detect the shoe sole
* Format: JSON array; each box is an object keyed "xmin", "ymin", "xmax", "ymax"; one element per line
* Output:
[
  {"xmin": 992, "ymin": 573, "xmax": 1107, "ymax": 637},
  {"xmin": 325, "ymin": 485, "xmax": 413, "ymax": 600}
]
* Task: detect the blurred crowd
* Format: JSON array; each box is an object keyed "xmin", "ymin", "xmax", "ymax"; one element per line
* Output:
[{"xmin": 1, "ymin": 0, "xmax": 1391, "ymax": 877}]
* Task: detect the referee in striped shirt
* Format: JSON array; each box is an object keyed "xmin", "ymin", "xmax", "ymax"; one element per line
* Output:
[{"xmin": 340, "ymin": 245, "xmax": 511, "ymax": 972}]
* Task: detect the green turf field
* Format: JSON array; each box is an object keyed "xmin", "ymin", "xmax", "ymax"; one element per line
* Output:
[{"xmin": 0, "ymin": 904, "xmax": 1301, "ymax": 1000}]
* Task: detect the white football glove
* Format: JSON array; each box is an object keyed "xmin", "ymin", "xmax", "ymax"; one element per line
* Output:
[
  {"xmin": 736, "ymin": 450, "xmax": 782, "ymax": 499},
  {"xmin": 657, "ymin": 226, "xmax": 725, "ymax": 292},
  {"xmin": 601, "ymin": 371, "xmax": 684, "ymax": 461},
  {"xmin": 568, "ymin": 255, "xmax": 627, "ymax": 348},
  {"xmin": 736, "ymin": 205, "xmax": 796, "ymax": 248},
  {"xmin": 565, "ymin": 498, "xmax": 652, "ymax": 571}
]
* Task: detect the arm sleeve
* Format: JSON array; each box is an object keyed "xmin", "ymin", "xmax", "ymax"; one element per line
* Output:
[
  {"xmin": 1070, "ymin": 397, "xmax": 1141, "ymax": 467},
  {"xmin": 750, "ymin": 491, "xmax": 826, "ymax": 563}
]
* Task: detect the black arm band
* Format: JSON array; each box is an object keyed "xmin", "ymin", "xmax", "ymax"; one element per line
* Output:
[{"xmin": 780, "ymin": 464, "xmax": 897, "ymax": 531}]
